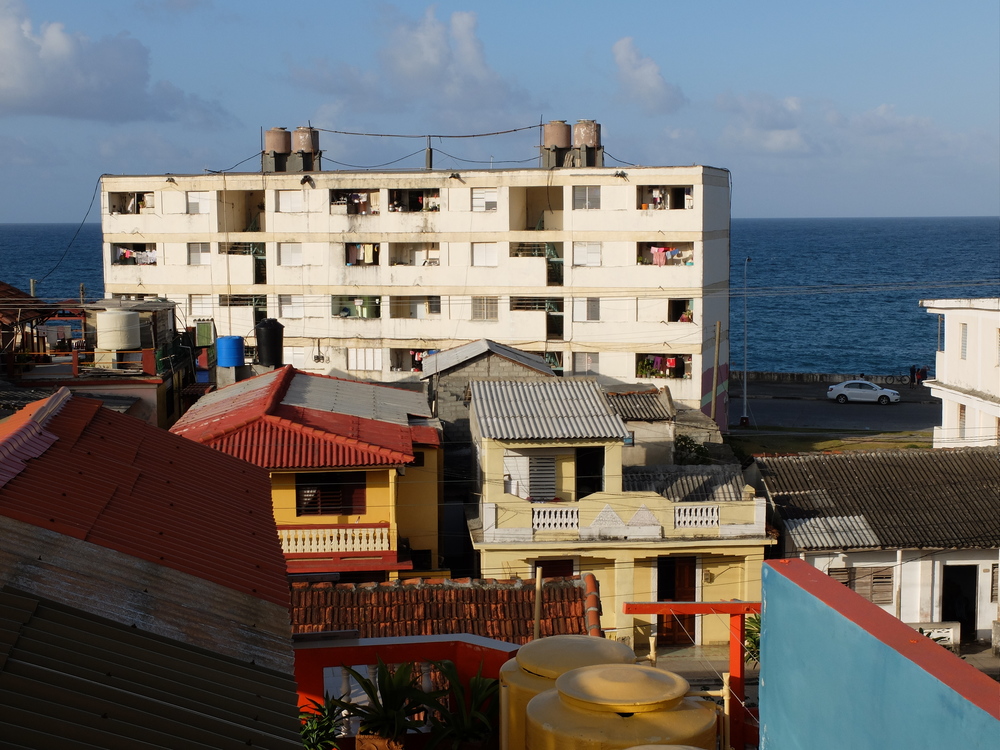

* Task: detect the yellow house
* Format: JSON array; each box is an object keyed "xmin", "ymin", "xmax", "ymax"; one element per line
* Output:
[
  {"xmin": 171, "ymin": 366, "xmax": 443, "ymax": 580},
  {"xmin": 468, "ymin": 379, "xmax": 773, "ymax": 651}
]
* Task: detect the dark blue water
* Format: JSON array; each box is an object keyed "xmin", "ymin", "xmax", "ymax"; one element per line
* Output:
[{"xmin": 1, "ymin": 218, "xmax": 997, "ymax": 375}]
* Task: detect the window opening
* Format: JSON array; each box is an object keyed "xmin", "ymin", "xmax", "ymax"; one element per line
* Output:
[
  {"xmin": 345, "ymin": 243, "xmax": 380, "ymax": 266},
  {"xmin": 112, "ymin": 243, "xmax": 157, "ymax": 266},
  {"xmin": 330, "ymin": 189, "xmax": 380, "ymax": 215},
  {"xmin": 295, "ymin": 471, "xmax": 366, "ymax": 515},
  {"xmin": 333, "ymin": 296, "xmax": 380, "ymax": 319}
]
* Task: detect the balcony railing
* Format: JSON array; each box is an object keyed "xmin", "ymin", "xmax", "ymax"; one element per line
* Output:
[
  {"xmin": 532, "ymin": 505, "xmax": 579, "ymax": 531},
  {"xmin": 278, "ymin": 523, "xmax": 393, "ymax": 556},
  {"xmin": 674, "ymin": 504, "xmax": 720, "ymax": 528}
]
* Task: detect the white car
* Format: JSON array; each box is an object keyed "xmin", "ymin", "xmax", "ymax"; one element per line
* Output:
[{"xmin": 827, "ymin": 380, "xmax": 900, "ymax": 405}]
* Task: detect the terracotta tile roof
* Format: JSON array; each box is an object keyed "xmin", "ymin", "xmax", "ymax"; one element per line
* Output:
[
  {"xmin": 0, "ymin": 388, "xmax": 289, "ymax": 607},
  {"xmin": 757, "ymin": 448, "xmax": 1000, "ymax": 551},
  {"xmin": 172, "ymin": 365, "xmax": 441, "ymax": 469},
  {"xmin": 291, "ymin": 576, "xmax": 595, "ymax": 644}
]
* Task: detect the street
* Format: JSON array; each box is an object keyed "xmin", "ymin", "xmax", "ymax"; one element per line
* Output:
[{"xmin": 730, "ymin": 398, "xmax": 941, "ymax": 432}]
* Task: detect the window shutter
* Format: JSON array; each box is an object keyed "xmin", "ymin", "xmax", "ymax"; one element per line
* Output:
[
  {"xmin": 587, "ymin": 297, "xmax": 600, "ymax": 321},
  {"xmin": 573, "ymin": 298, "xmax": 588, "ymax": 322},
  {"xmin": 528, "ymin": 456, "xmax": 557, "ymax": 500}
]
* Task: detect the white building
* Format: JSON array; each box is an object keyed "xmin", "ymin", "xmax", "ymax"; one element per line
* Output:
[
  {"xmin": 100, "ymin": 122, "xmax": 731, "ymax": 421},
  {"xmin": 920, "ymin": 298, "xmax": 1000, "ymax": 448}
]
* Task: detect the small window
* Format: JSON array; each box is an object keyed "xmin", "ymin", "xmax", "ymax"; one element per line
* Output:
[
  {"xmin": 189, "ymin": 294, "xmax": 212, "ymax": 317},
  {"xmin": 279, "ymin": 294, "xmax": 304, "ymax": 319},
  {"xmin": 572, "ymin": 185, "xmax": 600, "ymax": 210},
  {"xmin": 472, "ymin": 187, "xmax": 498, "ymax": 212},
  {"xmin": 276, "ymin": 190, "xmax": 303, "ymax": 213},
  {"xmin": 278, "ymin": 243, "xmax": 303, "ymax": 266},
  {"xmin": 472, "ymin": 242, "xmax": 499, "ymax": 267},
  {"xmin": 573, "ymin": 297, "xmax": 600, "ymax": 322},
  {"xmin": 219, "ymin": 294, "xmax": 265, "ymax": 307},
  {"xmin": 472, "ymin": 296, "xmax": 499, "ymax": 321},
  {"xmin": 958, "ymin": 404, "xmax": 966, "ymax": 439},
  {"xmin": 295, "ymin": 471, "xmax": 366, "ymax": 516},
  {"xmin": 347, "ymin": 347, "xmax": 383, "ymax": 371},
  {"xmin": 186, "ymin": 192, "xmax": 210, "ymax": 214},
  {"xmin": 572, "ymin": 242, "xmax": 601, "ymax": 267},
  {"xmin": 828, "ymin": 566, "xmax": 894, "ymax": 605},
  {"xmin": 187, "ymin": 242, "xmax": 211, "ymax": 266},
  {"xmin": 991, "ymin": 563, "xmax": 998, "ymax": 603},
  {"xmin": 410, "ymin": 451, "xmax": 425, "ymax": 467},
  {"xmin": 960, "ymin": 323, "xmax": 968, "ymax": 360},
  {"xmin": 573, "ymin": 352, "xmax": 599, "ymax": 374}
]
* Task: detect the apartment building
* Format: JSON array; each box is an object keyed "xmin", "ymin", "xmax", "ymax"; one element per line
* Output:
[
  {"xmin": 921, "ymin": 298, "xmax": 1000, "ymax": 447},
  {"xmin": 101, "ymin": 122, "xmax": 731, "ymax": 420}
]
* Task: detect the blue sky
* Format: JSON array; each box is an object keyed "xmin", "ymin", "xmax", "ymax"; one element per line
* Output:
[{"xmin": 1, "ymin": 0, "xmax": 997, "ymax": 222}]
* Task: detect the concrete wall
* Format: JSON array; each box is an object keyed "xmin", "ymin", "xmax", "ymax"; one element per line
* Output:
[{"xmin": 760, "ymin": 559, "xmax": 999, "ymax": 750}]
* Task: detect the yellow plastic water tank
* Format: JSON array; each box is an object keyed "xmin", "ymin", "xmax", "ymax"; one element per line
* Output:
[
  {"xmin": 501, "ymin": 635, "xmax": 635, "ymax": 750},
  {"xmin": 525, "ymin": 664, "xmax": 717, "ymax": 750}
]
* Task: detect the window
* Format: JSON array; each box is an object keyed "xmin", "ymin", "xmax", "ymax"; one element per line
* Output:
[
  {"xmin": 472, "ymin": 242, "xmax": 498, "ymax": 267},
  {"xmin": 189, "ymin": 294, "xmax": 212, "ymax": 317},
  {"xmin": 410, "ymin": 451, "xmax": 425, "ymax": 467},
  {"xmin": 828, "ymin": 566, "xmax": 894, "ymax": 605},
  {"xmin": 295, "ymin": 471, "xmax": 366, "ymax": 516},
  {"xmin": 389, "ymin": 296, "xmax": 440, "ymax": 319},
  {"xmin": 283, "ymin": 347, "xmax": 306, "ymax": 368},
  {"xmin": 186, "ymin": 192, "xmax": 210, "ymax": 214},
  {"xmin": 958, "ymin": 404, "xmax": 966, "ymax": 440},
  {"xmin": 572, "ymin": 241, "xmax": 601, "ymax": 267},
  {"xmin": 276, "ymin": 189, "xmax": 303, "ymax": 212},
  {"xmin": 668, "ymin": 299, "xmax": 694, "ymax": 322},
  {"xmin": 347, "ymin": 347, "xmax": 383, "ymax": 371},
  {"xmin": 960, "ymin": 322, "xmax": 968, "ymax": 359},
  {"xmin": 576, "ymin": 446, "xmax": 605, "ymax": 498},
  {"xmin": 573, "ymin": 297, "xmax": 600, "ymax": 322},
  {"xmin": 637, "ymin": 185, "xmax": 693, "ymax": 210},
  {"xmin": 992, "ymin": 563, "xmax": 998, "ymax": 603},
  {"xmin": 333, "ymin": 295, "xmax": 380, "ymax": 319},
  {"xmin": 187, "ymin": 242, "xmax": 211, "ymax": 265},
  {"xmin": 219, "ymin": 294, "xmax": 265, "ymax": 307},
  {"xmin": 472, "ymin": 296, "xmax": 499, "ymax": 321},
  {"xmin": 572, "ymin": 185, "xmax": 600, "ymax": 210},
  {"xmin": 388, "ymin": 188, "xmax": 439, "ymax": 212},
  {"xmin": 472, "ymin": 187, "xmax": 498, "ymax": 212},
  {"xmin": 510, "ymin": 297, "xmax": 548, "ymax": 311},
  {"xmin": 279, "ymin": 294, "xmax": 303, "ymax": 318},
  {"xmin": 108, "ymin": 191, "xmax": 154, "ymax": 215},
  {"xmin": 573, "ymin": 352, "xmax": 599, "ymax": 374},
  {"xmin": 346, "ymin": 243, "xmax": 380, "ymax": 266},
  {"xmin": 112, "ymin": 243, "xmax": 157, "ymax": 266},
  {"xmin": 638, "ymin": 242, "xmax": 694, "ymax": 266},
  {"xmin": 330, "ymin": 189, "xmax": 380, "ymax": 215},
  {"xmin": 637, "ymin": 353, "xmax": 691, "ymax": 379},
  {"xmin": 278, "ymin": 243, "xmax": 302, "ymax": 266},
  {"xmin": 219, "ymin": 242, "xmax": 264, "ymax": 256},
  {"xmin": 504, "ymin": 452, "xmax": 557, "ymax": 501}
]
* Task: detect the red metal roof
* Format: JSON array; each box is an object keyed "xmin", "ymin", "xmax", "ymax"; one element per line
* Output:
[
  {"xmin": 171, "ymin": 366, "xmax": 440, "ymax": 469},
  {"xmin": 0, "ymin": 389, "xmax": 289, "ymax": 607}
]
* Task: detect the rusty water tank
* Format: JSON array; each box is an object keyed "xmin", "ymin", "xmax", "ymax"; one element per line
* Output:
[
  {"xmin": 543, "ymin": 120, "xmax": 572, "ymax": 149},
  {"xmin": 525, "ymin": 664, "xmax": 717, "ymax": 750},
  {"xmin": 573, "ymin": 119, "xmax": 602, "ymax": 148},
  {"xmin": 265, "ymin": 127, "xmax": 291, "ymax": 154},
  {"xmin": 293, "ymin": 126, "xmax": 319, "ymax": 153}
]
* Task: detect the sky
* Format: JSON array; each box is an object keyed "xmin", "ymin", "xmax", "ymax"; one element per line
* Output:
[{"xmin": 0, "ymin": 0, "xmax": 997, "ymax": 222}]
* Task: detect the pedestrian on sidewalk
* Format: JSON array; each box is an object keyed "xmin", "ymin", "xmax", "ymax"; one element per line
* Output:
[{"xmin": 909, "ymin": 364, "xmax": 917, "ymax": 388}]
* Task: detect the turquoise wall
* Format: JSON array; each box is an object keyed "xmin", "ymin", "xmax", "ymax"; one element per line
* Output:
[{"xmin": 759, "ymin": 563, "xmax": 999, "ymax": 749}]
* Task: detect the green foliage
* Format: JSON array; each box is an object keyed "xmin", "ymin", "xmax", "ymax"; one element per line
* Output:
[
  {"xmin": 744, "ymin": 613, "xmax": 761, "ymax": 668},
  {"xmin": 674, "ymin": 434, "xmax": 711, "ymax": 465},
  {"xmin": 423, "ymin": 660, "xmax": 499, "ymax": 749},
  {"xmin": 299, "ymin": 695, "xmax": 342, "ymax": 750},
  {"xmin": 325, "ymin": 659, "xmax": 429, "ymax": 740}
]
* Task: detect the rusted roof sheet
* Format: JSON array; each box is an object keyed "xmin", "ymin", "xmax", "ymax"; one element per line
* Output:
[
  {"xmin": 291, "ymin": 576, "xmax": 590, "ymax": 644},
  {"xmin": 605, "ymin": 389, "xmax": 674, "ymax": 421},
  {"xmin": 0, "ymin": 588, "xmax": 302, "ymax": 749},
  {"xmin": 420, "ymin": 339, "xmax": 554, "ymax": 378},
  {"xmin": 0, "ymin": 389, "xmax": 290, "ymax": 607},
  {"xmin": 172, "ymin": 366, "xmax": 441, "ymax": 469},
  {"xmin": 0, "ymin": 281, "xmax": 47, "ymax": 325},
  {"xmin": 471, "ymin": 379, "xmax": 629, "ymax": 441},
  {"xmin": 623, "ymin": 465, "xmax": 746, "ymax": 502},
  {"xmin": 757, "ymin": 449, "xmax": 1000, "ymax": 550}
]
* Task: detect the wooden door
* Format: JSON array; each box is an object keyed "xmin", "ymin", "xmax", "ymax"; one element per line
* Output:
[{"xmin": 657, "ymin": 556, "xmax": 697, "ymax": 646}]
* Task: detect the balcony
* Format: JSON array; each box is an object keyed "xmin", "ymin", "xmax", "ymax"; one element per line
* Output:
[
  {"xmin": 674, "ymin": 504, "xmax": 720, "ymax": 528},
  {"xmin": 531, "ymin": 505, "xmax": 579, "ymax": 532},
  {"xmin": 277, "ymin": 522, "xmax": 411, "ymax": 574}
]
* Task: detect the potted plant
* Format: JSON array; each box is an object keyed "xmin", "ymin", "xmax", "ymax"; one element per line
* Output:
[
  {"xmin": 299, "ymin": 694, "xmax": 343, "ymax": 750},
  {"xmin": 326, "ymin": 658, "xmax": 430, "ymax": 750},
  {"xmin": 423, "ymin": 660, "xmax": 499, "ymax": 750}
]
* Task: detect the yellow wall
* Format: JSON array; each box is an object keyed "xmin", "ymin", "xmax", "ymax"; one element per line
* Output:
[
  {"xmin": 270, "ymin": 468, "xmax": 396, "ymax": 528},
  {"xmin": 394, "ymin": 448, "xmax": 442, "ymax": 565}
]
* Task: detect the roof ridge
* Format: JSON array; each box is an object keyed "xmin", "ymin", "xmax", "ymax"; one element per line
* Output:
[
  {"xmin": 260, "ymin": 413, "xmax": 413, "ymax": 462},
  {"xmin": 262, "ymin": 365, "xmax": 296, "ymax": 414}
]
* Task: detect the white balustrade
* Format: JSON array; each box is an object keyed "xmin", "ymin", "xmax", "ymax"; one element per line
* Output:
[
  {"xmin": 279, "ymin": 525, "xmax": 392, "ymax": 555},
  {"xmin": 674, "ymin": 504, "xmax": 720, "ymax": 528},
  {"xmin": 532, "ymin": 505, "xmax": 579, "ymax": 531}
]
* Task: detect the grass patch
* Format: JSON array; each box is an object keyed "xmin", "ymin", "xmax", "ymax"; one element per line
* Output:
[{"xmin": 726, "ymin": 427, "xmax": 933, "ymax": 461}]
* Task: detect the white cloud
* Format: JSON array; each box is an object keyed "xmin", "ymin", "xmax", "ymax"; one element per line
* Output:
[
  {"xmin": 0, "ymin": 0, "xmax": 231, "ymax": 126},
  {"xmin": 612, "ymin": 37, "xmax": 686, "ymax": 116},
  {"xmin": 716, "ymin": 93, "xmax": 815, "ymax": 155}
]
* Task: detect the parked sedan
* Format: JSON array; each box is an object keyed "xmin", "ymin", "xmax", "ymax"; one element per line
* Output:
[{"xmin": 827, "ymin": 380, "xmax": 900, "ymax": 405}]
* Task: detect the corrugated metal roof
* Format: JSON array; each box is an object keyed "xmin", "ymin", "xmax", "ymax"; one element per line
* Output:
[
  {"xmin": 420, "ymin": 339, "xmax": 554, "ymax": 378},
  {"xmin": 757, "ymin": 449, "xmax": 1000, "ymax": 550},
  {"xmin": 784, "ymin": 515, "xmax": 881, "ymax": 550},
  {"xmin": 471, "ymin": 379, "xmax": 630, "ymax": 441},
  {"xmin": 0, "ymin": 281, "xmax": 46, "ymax": 325},
  {"xmin": 0, "ymin": 588, "xmax": 302, "ymax": 749},
  {"xmin": 605, "ymin": 390, "xmax": 674, "ymax": 421},
  {"xmin": 0, "ymin": 390, "xmax": 290, "ymax": 608},
  {"xmin": 623, "ymin": 465, "xmax": 746, "ymax": 502},
  {"xmin": 172, "ymin": 367, "xmax": 441, "ymax": 469}
]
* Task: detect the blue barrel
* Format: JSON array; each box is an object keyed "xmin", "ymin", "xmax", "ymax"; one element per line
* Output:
[
  {"xmin": 255, "ymin": 318, "xmax": 284, "ymax": 367},
  {"xmin": 217, "ymin": 336, "xmax": 245, "ymax": 368}
]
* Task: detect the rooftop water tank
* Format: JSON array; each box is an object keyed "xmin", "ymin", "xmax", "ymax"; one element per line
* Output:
[
  {"xmin": 543, "ymin": 120, "xmax": 572, "ymax": 149},
  {"xmin": 265, "ymin": 127, "xmax": 292, "ymax": 154},
  {"xmin": 96, "ymin": 310, "xmax": 141, "ymax": 351},
  {"xmin": 573, "ymin": 119, "xmax": 602, "ymax": 148},
  {"xmin": 525, "ymin": 664, "xmax": 717, "ymax": 749},
  {"xmin": 293, "ymin": 126, "xmax": 319, "ymax": 153},
  {"xmin": 500, "ymin": 635, "xmax": 635, "ymax": 750},
  {"xmin": 255, "ymin": 318, "xmax": 284, "ymax": 367},
  {"xmin": 217, "ymin": 336, "xmax": 245, "ymax": 368}
]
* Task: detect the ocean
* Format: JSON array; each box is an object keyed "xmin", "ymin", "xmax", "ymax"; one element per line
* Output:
[{"xmin": 1, "ymin": 217, "xmax": 997, "ymax": 375}]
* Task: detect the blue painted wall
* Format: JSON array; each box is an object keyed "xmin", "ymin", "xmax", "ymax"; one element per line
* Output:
[{"xmin": 760, "ymin": 564, "xmax": 999, "ymax": 749}]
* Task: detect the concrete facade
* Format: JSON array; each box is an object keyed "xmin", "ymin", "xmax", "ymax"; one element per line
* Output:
[
  {"xmin": 100, "ymin": 161, "xmax": 731, "ymax": 423},
  {"xmin": 921, "ymin": 298, "xmax": 1000, "ymax": 448}
]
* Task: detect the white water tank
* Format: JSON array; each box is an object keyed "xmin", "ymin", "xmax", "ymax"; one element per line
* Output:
[{"xmin": 96, "ymin": 310, "xmax": 141, "ymax": 351}]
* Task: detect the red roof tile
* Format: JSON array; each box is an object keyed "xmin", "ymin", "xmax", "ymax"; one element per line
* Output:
[{"xmin": 0, "ymin": 389, "xmax": 289, "ymax": 607}]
